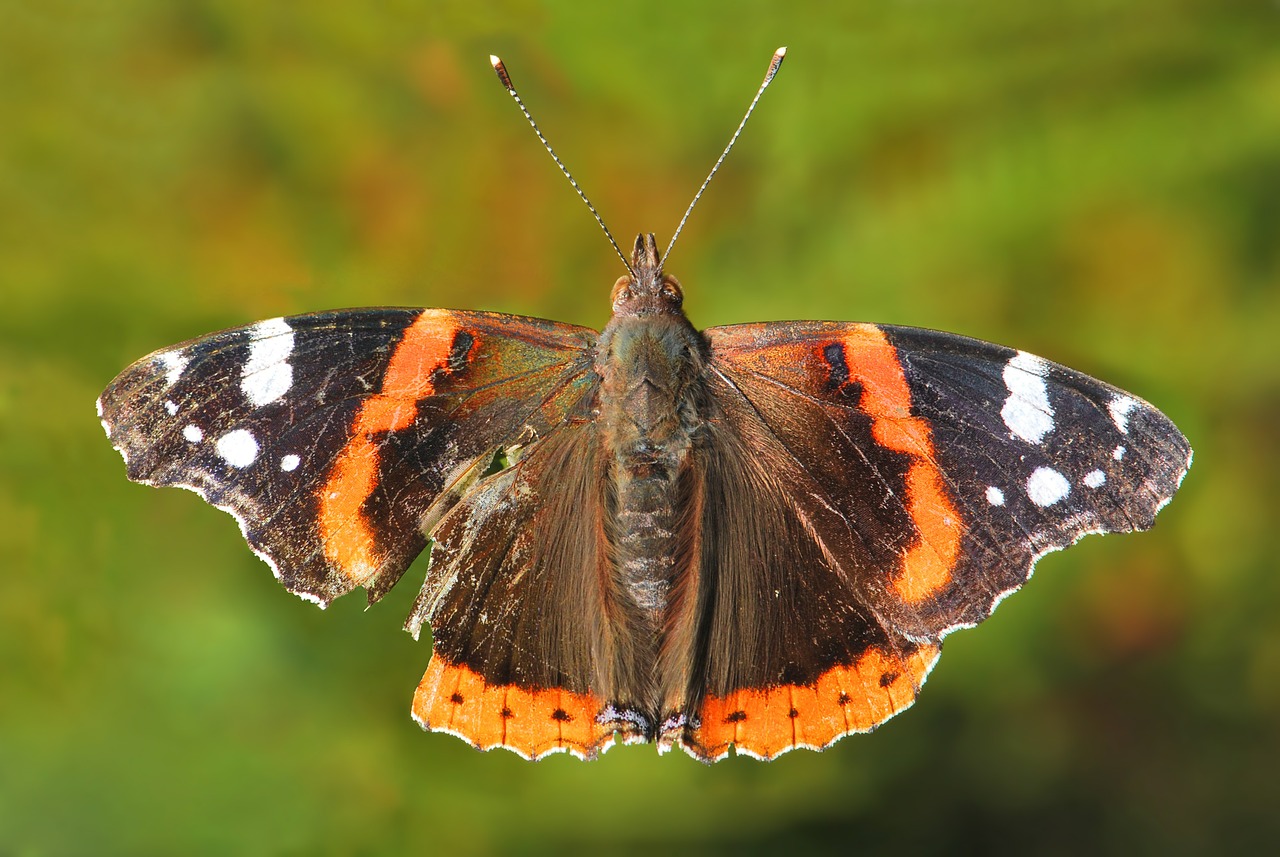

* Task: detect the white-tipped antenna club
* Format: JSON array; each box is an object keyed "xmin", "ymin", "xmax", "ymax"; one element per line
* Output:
[
  {"xmin": 489, "ymin": 55, "xmax": 632, "ymax": 274},
  {"xmin": 661, "ymin": 47, "xmax": 787, "ymax": 267}
]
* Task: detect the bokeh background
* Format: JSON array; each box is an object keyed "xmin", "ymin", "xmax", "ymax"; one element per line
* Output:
[{"xmin": 3, "ymin": 1, "xmax": 1277, "ymax": 854}]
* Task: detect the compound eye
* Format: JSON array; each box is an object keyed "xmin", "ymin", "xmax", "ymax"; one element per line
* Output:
[
  {"xmin": 660, "ymin": 276, "xmax": 684, "ymax": 303},
  {"xmin": 611, "ymin": 276, "xmax": 633, "ymax": 306}
]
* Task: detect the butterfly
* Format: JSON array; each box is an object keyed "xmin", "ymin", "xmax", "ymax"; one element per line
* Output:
[{"xmin": 97, "ymin": 49, "xmax": 1191, "ymax": 761}]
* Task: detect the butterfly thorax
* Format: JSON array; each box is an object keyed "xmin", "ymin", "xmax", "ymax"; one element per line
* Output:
[
  {"xmin": 592, "ymin": 233, "xmax": 710, "ymax": 716},
  {"xmin": 597, "ymin": 233, "xmax": 702, "ymax": 470}
]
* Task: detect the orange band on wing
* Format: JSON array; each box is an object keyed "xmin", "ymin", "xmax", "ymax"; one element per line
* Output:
[
  {"xmin": 689, "ymin": 644, "xmax": 940, "ymax": 761},
  {"xmin": 412, "ymin": 655, "xmax": 614, "ymax": 760},
  {"xmin": 319, "ymin": 310, "xmax": 463, "ymax": 584},
  {"xmin": 839, "ymin": 326, "xmax": 962, "ymax": 603}
]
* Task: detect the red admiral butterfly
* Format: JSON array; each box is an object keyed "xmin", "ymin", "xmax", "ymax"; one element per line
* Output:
[{"xmin": 98, "ymin": 49, "xmax": 1191, "ymax": 761}]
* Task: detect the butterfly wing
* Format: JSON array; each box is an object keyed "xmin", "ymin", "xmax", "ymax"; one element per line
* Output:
[
  {"xmin": 98, "ymin": 308, "xmax": 599, "ymax": 606},
  {"xmin": 405, "ymin": 422, "xmax": 622, "ymax": 760},
  {"xmin": 678, "ymin": 321, "xmax": 1191, "ymax": 760}
]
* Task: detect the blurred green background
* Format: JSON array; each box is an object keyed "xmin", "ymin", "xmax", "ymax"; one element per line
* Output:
[{"xmin": 3, "ymin": 1, "xmax": 1277, "ymax": 854}]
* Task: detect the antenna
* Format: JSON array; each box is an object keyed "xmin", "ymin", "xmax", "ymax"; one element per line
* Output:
[
  {"xmin": 489, "ymin": 55, "xmax": 633, "ymax": 274},
  {"xmin": 661, "ymin": 46, "xmax": 787, "ymax": 267}
]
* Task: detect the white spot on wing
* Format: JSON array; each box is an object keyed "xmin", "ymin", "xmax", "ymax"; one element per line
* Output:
[
  {"xmin": 157, "ymin": 350, "xmax": 188, "ymax": 386},
  {"xmin": 1109, "ymin": 395, "xmax": 1137, "ymax": 434},
  {"xmin": 986, "ymin": 486, "xmax": 1005, "ymax": 506},
  {"xmin": 1026, "ymin": 466, "xmax": 1070, "ymax": 507},
  {"xmin": 1001, "ymin": 352, "xmax": 1054, "ymax": 444},
  {"xmin": 1083, "ymin": 469, "xmax": 1106, "ymax": 488},
  {"xmin": 241, "ymin": 317, "xmax": 295, "ymax": 406},
  {"xmin": 165, "ymin": 400, "xmax": 179, "ymax": 415},
  {"xmin": 96, "ymin": 397, "xmax": 112, "ymax": 438},
  {"xmin": 182, "ymin": 424, "xmax": 204, "ymax": 443},
  {"xmin": 1113, "ymin": 445, "xmax": 1126, "ymax": 461},
  {"xmin": 280, "ymin": 453, "xmax": 300, "ymax": 472},
  {"xmin": 1155, "ymin": 446, "xmax": 1193, "ymax": 515},
  {"xmin": 216, "ymin": 429, "xmax": 259, "ymax": 467}
]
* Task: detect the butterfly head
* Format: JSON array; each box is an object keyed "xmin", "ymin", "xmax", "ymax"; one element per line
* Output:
[{"xmin": 611, "ymin": 233, "xmax": 684, "ymax": 318}]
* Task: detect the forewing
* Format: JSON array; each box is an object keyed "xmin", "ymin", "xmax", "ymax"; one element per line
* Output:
[
  {"xmin": 98, "ymin": 308, "xmax": 598, "ymax": 606},
  {"xmin": 876, "ymin": 324, "xmax": 1191, "ymax": 631}
]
